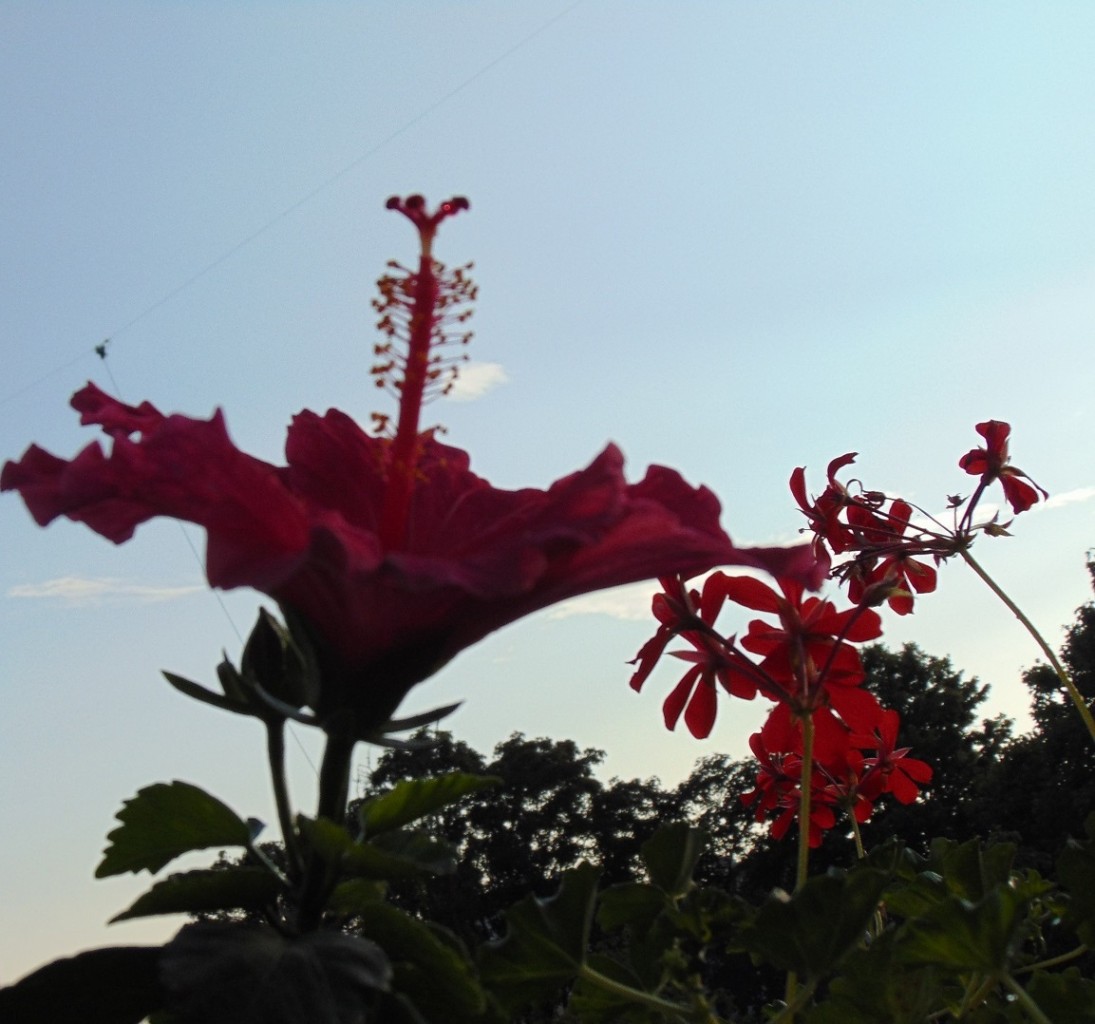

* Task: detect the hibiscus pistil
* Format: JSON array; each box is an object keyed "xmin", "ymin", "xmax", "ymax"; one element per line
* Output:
[{"xmin": 373, "ymin": 195, "xmax": 473, "ymax": 548}]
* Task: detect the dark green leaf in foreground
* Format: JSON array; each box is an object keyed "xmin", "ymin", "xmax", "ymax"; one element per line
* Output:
[
  {"xmin": 358, "ymin": 772, "xmax": 500, "ymax": 836},
  {"xmin": 896, "ymin": 886, "xmax": 1027, "ymax": 973},
  {"xmin": 159, "ymin": 921, "xmax": 390, "ymax": 1024},
  {"xmin": 110, "ymin": 867, "xmax": 283, "ymax": 922},
  {"xmin": 1057, "ymin": 813, "xmax": 1095, "ymax": 946},
  {"xmin": 0, "ymin": 945, "xmax": 163, "ymax": 1024},
  {"xmin": 744, "ymin": 868, "xmax": 889, "ymax": 980},
  {"xmin": 97, "ymin": 781, "xmax": 252, "ymax": 878},
  {"xmin": 479, "ymin": 862, "xmax": 600, "ymax": 1010},
  {"xmin": 639, "ymin": 822, "xmax": 706, "ymax": 899},
  {"xmin": 568, "ymin": 952, "xmax": 662, "ymax": 1024},
  {"xmin": 352, "ymin": 903, "xmax": 487, "ymax": 1022},
  {"xmin": 1019, "ymin": 969, "xmax": 1095, "ymax": 1024},
  {"xmin": 298, "ymin": 815, "xmax": 456, "ymax": 881}
]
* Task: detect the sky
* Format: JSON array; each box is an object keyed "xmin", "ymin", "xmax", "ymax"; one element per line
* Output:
[{"xmin": 2, "ymin": 0, "xmax": 1094, "ymax": 986}]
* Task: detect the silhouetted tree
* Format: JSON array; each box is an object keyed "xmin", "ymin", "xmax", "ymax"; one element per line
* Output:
[{"xmin": 979, "ymin": 561, "xmax": 1095, "ymax": 871}]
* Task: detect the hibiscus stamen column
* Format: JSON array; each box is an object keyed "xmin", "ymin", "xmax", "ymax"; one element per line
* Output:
[{"xmin": 373, "ymin": 194, "xmax": 473, "ymax": 549}]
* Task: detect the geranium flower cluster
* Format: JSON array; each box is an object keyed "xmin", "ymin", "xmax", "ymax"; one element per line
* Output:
[{"xmin": 632, "ymin": 420, "xmax": 1048, "ymax": 847}]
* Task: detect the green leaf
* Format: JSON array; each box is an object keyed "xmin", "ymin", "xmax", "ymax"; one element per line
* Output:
[
  {"xmin": 597, "ymin": 882, "xmax": 667, "ymax": 933},
  {"xmin": 1057, "ymin": 825, "xmax": 1095, "ymax": 946},
  {"xmin": 1019, "ymin": 969, "xmax": 1095, "ymax": 1023},
  {"xmin": 744, "ymin": 868, "xmax": 889, "ymax": 980},
  {"xmin": 159, "ymin": 921, "xmax": 390, "ymax": 1024},
  {"xmin": 110, "ymin": 867, "xmax": 283, "ymax": 922},
  {"xmin": 640, "ymin": 822, "xmax": 706, "ymax": 898},
  {"xmin": 896, "ymin": 887, "xmax": 1027, "ymax": 972},
  {"xmin": 927, "ymin": 836, "xmax": 1016, "ymax": 902},
  {"xmin": 0, "ymin": 945, "xmax": 163, "ymax": 1024},
  {"xmin": 97, "ymin": 781, "xmax": 253, "ymax": 878},
  {"xmin": 327, "ymin": 878, "xmax": 387, "ymax": 915},
  {"xmin": 480, "ymin": 862, "xmax": 600, "ymax": 1010},
  {"xmin": 359, "ymin": 772, "xmax": 500, "ymax": 836},
  {"xmin": 298, "ymin": 816, "xmax": 456, "ymax": 881},
  {"xmin": 569, "ymin": 953, "xmax": 663, "ymax": 1024},
  {"xmin": 352, "ymin": 904, "xmax": 487, "ymax": 1022}
]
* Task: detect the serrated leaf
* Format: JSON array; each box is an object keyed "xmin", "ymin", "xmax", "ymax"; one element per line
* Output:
[
  {"xmin": 480, "ymin": 862, "xmax": 600, "ymax": 1010},
  {"xmin": 160, "ymin": 922, "xmax": 390, "ymax": 1024},
  {"xmin": 0, "ymin": 945, "xmax": 163, "ymax": 1024},
  {"xmin": 97, "ymin": 781, "xmax": 252, "ymax": 878},
  {"xmin": 359, "ymin": 772, "xmax": 500, "ymax": 836},
  {"xmin": 298, "ymin": 816, "xmax": 456, "ymax": 882},
  {"xmin": 744, "ymin": 868, "xmax": 889, "ymax": 980},
  {"xmin": 111, "ymin": 867, "xmax": 283, "ymax": 922},
  {"xmin": 640, "ymin": 823, "xmax": 706, "ymax": 898}
]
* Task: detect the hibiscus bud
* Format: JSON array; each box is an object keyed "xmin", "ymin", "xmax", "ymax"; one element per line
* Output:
[{"xmin": 241, "ymin": 608, "xmax": 318, "ymax": 711}]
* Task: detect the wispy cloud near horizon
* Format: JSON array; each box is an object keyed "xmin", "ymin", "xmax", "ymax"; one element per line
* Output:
[
  {"xmin": 1041, "ymin": 486, "xmax": 1095, "ymax": 511},
  {"xmin": 7, "ymin": 576, "xmax": 203, "ymax": 606}
]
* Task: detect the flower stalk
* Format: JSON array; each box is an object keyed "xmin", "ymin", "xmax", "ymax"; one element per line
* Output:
[{"xmin": 961, "ymin": 547, "xmax": 1095, "ymax": 744}]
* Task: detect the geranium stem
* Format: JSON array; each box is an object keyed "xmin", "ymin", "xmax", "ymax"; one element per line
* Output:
[
  {"xmin": 786, "ymin": 712, "xmax": 816, "ymax": 1015},
  {"xmin": 961, "ymin": 549, "xmax": 1095, "ymax": 744},
  {"xmin": 796, "ymin": 713, "xmax": 815, "ymax": 893},
  {"xmin": 1002, "ymin": 973, "xmax": 1053, "ymax": 1024},
  {"xmin": 576, "ymin": 964, "xmax": 706, "ymax": 1023}
]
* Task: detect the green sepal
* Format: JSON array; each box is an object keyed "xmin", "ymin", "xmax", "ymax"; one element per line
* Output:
[
  {"xmin": 110, "ymin": 867, "xmax": 283, "ymax": 922},
  {"xmin": 0, "ymin": 945, "xmax": 164, "ymax": 1024},
  {"xmin": 479, "ymin": 862, "xmax": 600, "ymax": 1011},
  {"xmin": 159, "ymin": 921, "xmax": 390, "ymax": 1024},
  {"xmin": 97, "ymin": 781, "xmax": 253, "ymax": 878},
  {"xmin": 639, "ymin": 822, "xmax": 706, "ymax": 899},
  {"xmin": 297, "ymin": 816, "xmax": 456, "ymax": 881},
  {"xmin": 743, "ymin": 867, "xmax": 889, "ymax": 980},
  {"xmin": 358, "ymin": 772, "xmax": 500, "ymax": 836},
  {"xmin": 162, "ymin": 670, "xmax": 245, "ymax": 715}
]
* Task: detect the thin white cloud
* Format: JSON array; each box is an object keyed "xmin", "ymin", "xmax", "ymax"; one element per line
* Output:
[
  {"xmin": 7, "ymin": 576, "xmax": 203, "ymax": 606},
  {"xmin": 548, "ymin": 582, "xmax": 656, "ymax": 622},
  {"xmin": 1042, "ymin": 486, "xmax": 1095, "ymax": 511},
  {"xmin": 447, "ymin": 361, "xmax": 508, "ymax": 402}
]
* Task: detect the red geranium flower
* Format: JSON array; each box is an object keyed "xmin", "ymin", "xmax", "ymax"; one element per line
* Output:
[
  {"xmin": 858, "ymin": 709, "xmax": 933, "ymax": 804},
  {"xmin": 2, "ymin": 196, "xmax": 822, "ymax": 732},
  {"xmin": 958, "ymin": 420, "xmax": 1048, "ymax": 515}
]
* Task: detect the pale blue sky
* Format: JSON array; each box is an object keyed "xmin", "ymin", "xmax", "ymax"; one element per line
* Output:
[{"xmin": 3, "ymin": 1, "xmax": 1094, "ymax": 984}]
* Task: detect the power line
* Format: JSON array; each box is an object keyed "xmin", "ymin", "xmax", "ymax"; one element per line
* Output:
[{"xmin": 0, "ymin": 0, "xmax": 584, "ymax": 408}]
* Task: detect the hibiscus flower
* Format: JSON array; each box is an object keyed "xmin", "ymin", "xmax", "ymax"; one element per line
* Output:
[{"xmin": 3, "ymin": 196, "xmax": 822, "ymax": 733}]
